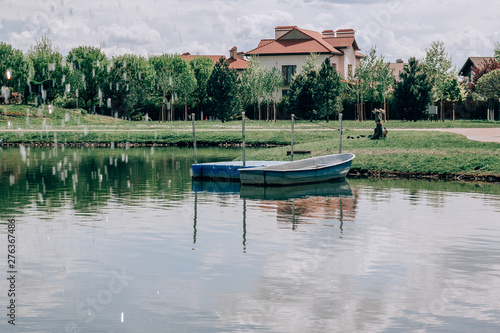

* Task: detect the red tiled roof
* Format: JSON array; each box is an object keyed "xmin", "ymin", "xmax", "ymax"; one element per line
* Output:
[
  {"xmin": 246, "ymin": 26, "xmax": 358, "ymax": 56},
  {"xmin": 248, "ymin": 39, "xmax": 341, "ymax": 55},
  {"xmin": 257, "ymin": 39, "xmax": 274, "ymax": 48},
  {"xmin": 355, "ymin": 51, "xmax": 365, "ymax": 58},
  {"xmin": 181, "ymin": 53, "xmax": 224, "ymax": 63},
  {"xmin": 181, "ymin": 52, "xmax": 249, "ymax": 70},
  {"xmin": 227, "ymin": 56, "xmax": 249, "ymax": 70},
  {"xmin": 324, "ymin": 37, "xmax": 359, "ymax": 50}
]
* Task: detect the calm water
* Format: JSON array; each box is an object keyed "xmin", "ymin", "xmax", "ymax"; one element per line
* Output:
[{"xmin": 1, "ymin": 146, "xmax": 500, "ymax": 333}]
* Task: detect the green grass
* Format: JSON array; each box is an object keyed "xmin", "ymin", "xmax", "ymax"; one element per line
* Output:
[
  {"xmin": 1, "ymin": 104, "xmax": 499, "ymax": 131},
  {"xmin": 243, "ymin": 131, "xmax": 500, "ymax": 176},
  {"xmin": 1, "ymin": 104, "xmax": 499, "ymax": 178}
]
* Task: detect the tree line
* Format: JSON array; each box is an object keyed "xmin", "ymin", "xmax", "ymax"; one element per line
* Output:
[
  {"xmin": 1, "ymin": 37, "xmax": 500, "ymax": 121},
  {"xmin": 0, "ymin": 37, "xmax": 282, "ymax": 122}
]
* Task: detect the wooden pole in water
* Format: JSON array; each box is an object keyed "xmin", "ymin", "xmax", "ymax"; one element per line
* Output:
[
  {"xmin": 242, "ymin": 112, "xmax": 246, "ymax": 167},
  {"xmin": 339, "ymin": 113, "xmax": 343, "ymax": 154},
  {"xmin": 192, "ymin": 113, "xmax": 197, "ymax": 165},
  {"xmin": 291, "ymin": 114, "xmax": 294, "ymax": 161}
]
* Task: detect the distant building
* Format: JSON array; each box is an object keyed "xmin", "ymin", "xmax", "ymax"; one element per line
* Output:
[
  {"xmin": 245, "ymin": 26, "xmax": 364, "ymax": 96},
  {"xmin": 459, "ymin": 57, "xmax": 495, "ymax": 82},
  {"xmin": 181, "ymin": 46, "xmax": 249, "ymax": 77},
  {"xmin": 388, "ymin": 59, "xmax": 406, "ymax": 82}
]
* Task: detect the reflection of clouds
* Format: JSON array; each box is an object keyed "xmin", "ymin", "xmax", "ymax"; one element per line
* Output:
[
  {"xmin": 214, "ymin": 187, "xmax": 500, "ymax": 331},
  {"xmin": 4, "ymin": 148, "xmax": 500, "ymax": 331}
]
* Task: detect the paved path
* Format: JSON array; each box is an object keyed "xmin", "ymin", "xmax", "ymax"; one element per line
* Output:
[{"xmin": 401, "ymin": 128, "xmax": 500, "ymax": 143}]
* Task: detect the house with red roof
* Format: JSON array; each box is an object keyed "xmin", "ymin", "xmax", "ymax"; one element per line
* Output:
[
  {"xmin": 245, "ymin": 26, "xmax": 364, "ymax": 96},
  {"xmin": 181, "ymin": 47, "xmax": 249, "ymax": 77}
]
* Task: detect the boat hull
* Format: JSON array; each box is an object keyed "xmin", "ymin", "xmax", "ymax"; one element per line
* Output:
[
  {"xmin": 239, "ymin": 153, "xmax": 355, "ymax": 186},
  {"xmin": 191, "ymin": 161, "xmax": 286, "ymax": 180}
]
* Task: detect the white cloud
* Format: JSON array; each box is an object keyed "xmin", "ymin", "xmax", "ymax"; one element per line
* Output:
[{"xmin": 0, "ymin": 0, "xmax": 499, "ymax": 67}]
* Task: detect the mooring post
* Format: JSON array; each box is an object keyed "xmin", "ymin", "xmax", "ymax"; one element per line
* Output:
[
  {"xmin": 339, "ymin": 113, "xmax": 343, "ymax": 154},
  {"xmin": 291, "ymin": 114, "xmax": 295, "ymax": 161},
  {"xmin": 242, "ymin": 112, "xmax": 246, "ymax": 167},
  {"xmin": 192, "ymin": 113, "xmax": 197, "ymax": 165}
]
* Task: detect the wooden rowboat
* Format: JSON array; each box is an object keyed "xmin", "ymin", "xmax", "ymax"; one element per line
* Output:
[{"xmin": 238, "ymin": 153, "xmax": 355, "ymax": 186}]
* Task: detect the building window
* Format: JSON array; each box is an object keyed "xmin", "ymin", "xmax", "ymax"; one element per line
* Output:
[
  {"xmin": 282, "ymin": 89, "xmax": 289, "ymax": 97},
  {"xmin": 282, "ymin": 65, "xmax": 296, "ymax": 85},
  {"xmin": 348, "ymin": 64, "xmax": 353, "ymax": 77},
  {"xmin": 332, "ymin": 63, "xmax": 337, "ymax": 71}
]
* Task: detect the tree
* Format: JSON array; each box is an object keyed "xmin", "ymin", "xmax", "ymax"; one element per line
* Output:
[
  {"xmin": 240, "ymin": 56, "xmax": 265, "ymax": 119},
  {"xmin": 177, "ymin": 63, "xmax": 197, "ymax": 121},
  {"xmin": 105, "ymin": 54, "xmax": 155, "ymax": 119},
  {"xmin": 443, "ymin": 75, "xmax": 461, "ymax": 120},
  {"xmin": 476, "ymin": 68, "xmax": 500, "ymax": 121},
  {"xmin": 495, "ymin": 42, "xmax": 500, "ymax": 63},
  {"xmin": 469, "ymin": 58, "xmax": 500, "ymax": 92},
  {"xmin": 423, "ymin": 41, "xmax": 458, "ymax": 120},
  {"xmin": 476, "ymin": 69, "xmax": 500, "ymax": 98},
  {"xmin": 0, "ymin": 42, "xmax": 31, "ymax": 102},
  {"xmin": 261, "ymin": 64, "xmax": 283, "ymax": 121},
  {"xmin": 287, "ymin": 55, "xmax": 346, "ymax": 121},
  {"xmin": 287, "ymin": 53, "xmax": 320, "ymax": 120},
  {"xmin": 206, "ymin": 57, "xmax": 239, "ymax": 122},
  {"xmin": 240, "ymin": 56, "xmax": 283, "ymax": 120},
  {"xmin": 66, "ymin": 46, "xmax": 109, "ymax": 111},
  {"xmin": 316, "ymin": 58, "xmax": 344, "ymax": 121},
  {"xmin": 351, "ymin": 46, "xmax": 393, "ymax": 120},
  {"xmin": 150, "ymin": 54, "xmax": 196, "ymax": 121},
  {"xmin": 394, "ymin": 57, "xmax": 432, "ymax": 120},
  {"xmin": 189, "ymin": 56, "xmax": 214, "ymax": 120},
  {"xmin": 26, "ymin": 36, "xmax": 64, "ymax": 104},
  {"xmin": 288, "ymin": 67, "xmax": 318, "ymax": 120}
]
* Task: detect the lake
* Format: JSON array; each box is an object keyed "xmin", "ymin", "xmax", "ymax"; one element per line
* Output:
[{"xmin": 1, "ymin": 146, "xmax": 500, "ymax": 332}]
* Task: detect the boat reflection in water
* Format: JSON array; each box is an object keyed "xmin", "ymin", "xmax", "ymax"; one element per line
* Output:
[
  {"xmin": 240, "ymin": 180, "xmax": 352, "ymax": 200},
  {"xmin": 191, "ymin": 179, "xmax": 356, "ymax": 237},
  {"xmin": 191, "ymin": 179, "xmax": 352, "ymax": 200}
]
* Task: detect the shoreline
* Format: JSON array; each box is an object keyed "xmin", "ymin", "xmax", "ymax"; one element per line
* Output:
[
  {"xmin": 1, "ymin": 140, "xmax": 498, "ymax": 184},
  {"xmin": 348, "ymin": 168, "xmax": 500, "ymax": 184}
]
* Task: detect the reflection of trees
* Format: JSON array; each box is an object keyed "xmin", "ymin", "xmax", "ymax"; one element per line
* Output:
[{"xmin": 0, "ymin": 147, "xmax": 234, "ymax": 217}]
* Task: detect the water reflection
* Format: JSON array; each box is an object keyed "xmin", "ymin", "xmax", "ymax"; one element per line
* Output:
[{"xmin": 0, "ymin": 147, "xmax": 499, "ymax": 332}]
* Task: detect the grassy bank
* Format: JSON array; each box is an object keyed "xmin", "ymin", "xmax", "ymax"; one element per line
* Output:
[
  {"xmin": 2, "ymin": 104, "xmax": 499, "ymax": 131},
  {"xmin": 1, "ymin": 104, "xmax": 499, "ymax": 181},
  {"xmin": 243, "ymin": 131, "xmax": 500, "ymax": 178}
]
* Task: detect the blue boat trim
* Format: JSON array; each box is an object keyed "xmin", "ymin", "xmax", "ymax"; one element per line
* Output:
[{"xmin": 191, "ymin": 161, "xmax": 286, "ymax": 180}]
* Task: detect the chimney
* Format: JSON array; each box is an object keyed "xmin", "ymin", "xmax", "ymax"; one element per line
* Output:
[
  {"xmin": 275, "ymin": 26, "xmax": 295, "ymax": 39},
  {"xmin": 229, "ymin": 46, "xmax": 238, "ymax": 60},
  {"xmin": 396, "ymin": 59, "xmax": 404, "ymax": 63},
  {"xmin": 322, "ymin": 30, "xmax": 336, "ymax": 37},
  {"xmin": 336, "ymin": 29, "xmax": 355, "ymax": 38}
]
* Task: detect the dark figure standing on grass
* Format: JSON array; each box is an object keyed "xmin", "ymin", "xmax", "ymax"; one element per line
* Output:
[{"xmin": 371, "ymin": 109, "xmax": 385, "ymax": 140}]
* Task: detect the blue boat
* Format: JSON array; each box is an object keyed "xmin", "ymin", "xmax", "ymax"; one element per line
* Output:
[
  {"xmin": 238, "ymin": 153, "xmax": 355, "ymax": 186},
  {"xmin": 191, "ymin": 160, "xmax": 286, "ymax": 181}
]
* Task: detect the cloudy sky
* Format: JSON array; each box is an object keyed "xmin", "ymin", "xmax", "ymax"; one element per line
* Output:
[{"xmin": 1, "ymin": 0, "xmax": 499, "ymax": 69}]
